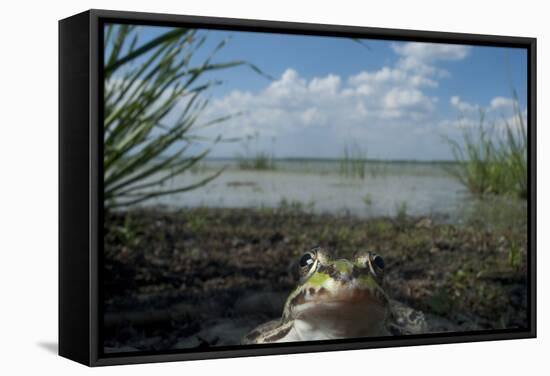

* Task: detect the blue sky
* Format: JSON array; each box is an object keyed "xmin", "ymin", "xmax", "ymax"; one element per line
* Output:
[{"xmin": 108, "ymin": 24, "xmax": 528, "ymax": 161}]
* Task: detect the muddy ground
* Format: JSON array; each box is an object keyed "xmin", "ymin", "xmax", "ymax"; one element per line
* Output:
[{"xmin": 102, "ymin": 205, "xmax": 528, "ymax": 353}]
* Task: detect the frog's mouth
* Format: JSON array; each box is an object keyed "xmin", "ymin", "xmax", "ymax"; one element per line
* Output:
[{"xmin": 300, "ymin": 288, "xmax": 384, "ymax": 310}]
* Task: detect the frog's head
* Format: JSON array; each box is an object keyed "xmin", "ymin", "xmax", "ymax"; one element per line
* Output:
[{"xmin": 282, "ymin": 246, "xmax": 389, "ymax": 337}]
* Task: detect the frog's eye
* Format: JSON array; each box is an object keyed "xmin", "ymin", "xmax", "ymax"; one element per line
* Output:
[
  {"xmin": 299, "ymin": 252, "xmax": 315, "ymax": 268},
  {"xmin": 373, "ymin": 255, "xmax": 385, "ymax": 270},
  {"xmin": 366, "ymin": 252, "xmax": 385, "ymax": 278}
]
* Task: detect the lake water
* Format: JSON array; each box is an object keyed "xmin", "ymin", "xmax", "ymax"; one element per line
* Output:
[{"xmin": 141, "ymin": 159, "xmax": 476, "ymax": 222}]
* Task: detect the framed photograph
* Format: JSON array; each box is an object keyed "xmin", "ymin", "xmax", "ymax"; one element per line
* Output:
[{"xmin": 59, "ymin": 9, "xmax": 536, "ymax": 366}]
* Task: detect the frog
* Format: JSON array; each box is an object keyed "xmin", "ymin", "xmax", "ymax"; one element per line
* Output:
[{"xmin": 241, "ymin": 246, "xmax": 393, "ymax": 344}]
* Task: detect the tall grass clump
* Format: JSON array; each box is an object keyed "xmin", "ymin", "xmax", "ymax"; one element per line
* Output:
[
  {"xmin": 238, "ymin": 152, "xmax": 276, "ymax": 170},
  {"xmin": 103, "ymin": 25, "xmax": 269, "ymax": 208},
  {"xmin": 446, "ymin": 101, "xmax": 527, "ymax": 199},
  {"xmin": 236, "ymin": 133, "xmax": 276, "ymax": 170},
  {"xmin": 339, "ymin": 143, "xmax": 367, "ymax": 178}
]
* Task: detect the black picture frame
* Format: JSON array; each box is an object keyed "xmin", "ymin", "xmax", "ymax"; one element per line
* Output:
[{"xmin": 59, "ymin": 8, "xmax": 537, "ymax": 367}]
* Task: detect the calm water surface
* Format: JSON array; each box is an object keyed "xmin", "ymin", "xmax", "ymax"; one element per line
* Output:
[{"xmin": 141, "ymin": 160, "xmax": 473, "ymax": 221}]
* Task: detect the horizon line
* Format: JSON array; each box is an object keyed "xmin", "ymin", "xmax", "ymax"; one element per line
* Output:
[{"xmin": 199, "ymin": 156, "xmax": 459, "ymax": 164}]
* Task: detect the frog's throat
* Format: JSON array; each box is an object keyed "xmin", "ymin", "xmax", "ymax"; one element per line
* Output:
[{"xmin": 283, "ymin": 281, "xmax": 387, "ymax": 322}]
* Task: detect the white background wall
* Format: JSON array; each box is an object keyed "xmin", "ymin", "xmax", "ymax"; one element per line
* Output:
[{"xmin": 0, "ymin": 0, "xmax": 546, "ymax": 374}]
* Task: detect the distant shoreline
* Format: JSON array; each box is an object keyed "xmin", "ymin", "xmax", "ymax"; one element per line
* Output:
[{"xmin": 188, "ymin": 157, "xmax": 459, "ymax": 165}]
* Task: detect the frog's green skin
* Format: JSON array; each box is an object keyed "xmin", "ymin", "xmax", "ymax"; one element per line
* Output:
[{"xmin": 242, "ymin": 247, "xmax": 391, "ymax": 344}]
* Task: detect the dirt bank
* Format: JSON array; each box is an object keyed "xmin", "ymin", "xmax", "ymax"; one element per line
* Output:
[{"xmin": 103, "ymin": 205, "xmax": 528, "ymax": 352}]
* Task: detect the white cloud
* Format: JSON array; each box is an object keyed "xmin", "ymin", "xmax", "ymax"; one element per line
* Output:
[
  {"xmin": 384, "ymin": 88, "xmax": 432, "ymax": 110},
  {"xmin": 308, "ymin": 74, "xmax": 341, "ymax": 95},
  {"xmin": 490, "ymin": 96, "xmax": 517, "ymax": 111},
  {"xmin": 439, "ymin": 117, "xmax": 480, "ymax": 131},
  {"xmin": 393, "ymin": 42, "xmax": 471, "ymax": 77},
  {"xmin": 392, "ymin": 43, "xmax": 470, "ymax": 62},
  {"xmin": 444, "ymin": 95, "xmax": 527, "ymax": 140},
  {"xmin": 449, "ymin": 95, "xmax": 521, "ymax": 118},
  {"xmin": 450, "ymin": 96, "xmax": 479, "ymax": 113},
  {"xmin": 181, "ymin": 42, "xmax": 477, "ymax": 160},
  {"xmin": 200, "ymin": 65, "xmax": 440, "ymax": 146}
]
